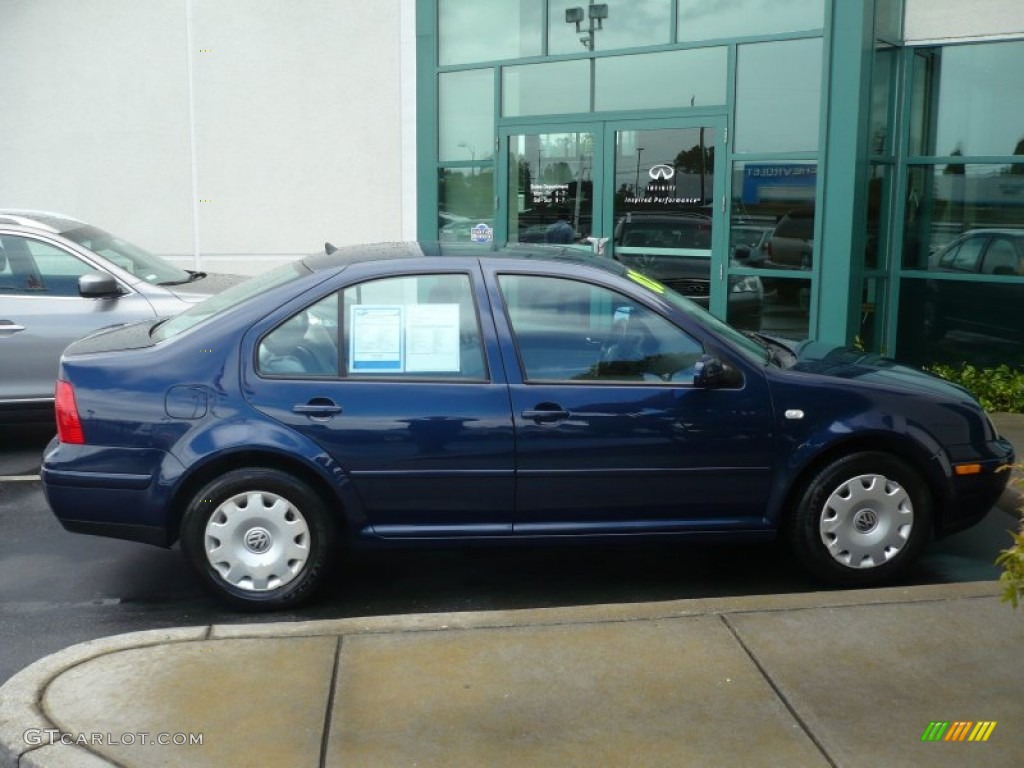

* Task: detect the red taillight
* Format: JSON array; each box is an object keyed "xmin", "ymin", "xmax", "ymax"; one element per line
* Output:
[{"xmin": 54, "ymin": 380, "xmax": 85, "ymax": 444}]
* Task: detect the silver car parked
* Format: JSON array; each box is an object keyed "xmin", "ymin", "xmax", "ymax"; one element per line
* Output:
[{"xmin": 0, "ymin": 210, "xmax": 242, "ymax": 425}]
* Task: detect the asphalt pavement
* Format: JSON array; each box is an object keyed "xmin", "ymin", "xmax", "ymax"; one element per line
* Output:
[{"xmin": 0, "ymin": 415, "xmax": 1021, "ymax": 768}]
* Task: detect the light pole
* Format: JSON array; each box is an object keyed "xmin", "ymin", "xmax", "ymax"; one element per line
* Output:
[{"xmin": 634, "ymin": 147, "xmax": 645, "ymax": 196}]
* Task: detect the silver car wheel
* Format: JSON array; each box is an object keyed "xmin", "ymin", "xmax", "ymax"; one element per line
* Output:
[
  {"xmin": 819, "ymin": 473, "xmax": 914, "ymax": 569},
  {"xmin": 203, "ymin": 490, "xmax": 311, "ymax": 591}
]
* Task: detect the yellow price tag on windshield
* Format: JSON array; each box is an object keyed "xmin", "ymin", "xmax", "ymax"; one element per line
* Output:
[{"xmin": 626, "ymin": 269, "xmax": 666, "ymax": 294}]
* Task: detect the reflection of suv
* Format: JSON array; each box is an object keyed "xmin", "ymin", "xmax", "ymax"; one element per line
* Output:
[
  {"xmin": 923, "ymin": 229, "xmax": 1024, "ymax": 342},
  {"xmin": 766, "ymin": 207, "xmax": 814, "ymax": 269},
  {"xmin": 612, "ymin": 213, "xmax": 763, "ymax": 331}
]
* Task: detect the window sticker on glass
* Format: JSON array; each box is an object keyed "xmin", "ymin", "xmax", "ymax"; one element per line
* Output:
[
  {"xmin": 406, "ymin": 304, "xmax": 461, "ymax": 372},
  {"xmin": 350, "ymin": 306, "xmax": 403, "ymax": 371},
  {"xmin": 626, "ymin": 269, "xmax": 666, "ymax": 294}
]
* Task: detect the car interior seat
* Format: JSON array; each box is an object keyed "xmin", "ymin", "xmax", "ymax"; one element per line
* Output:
[
  {"xmin": 600, "ymin": 310, "xmax": 661, "ymax": 380},
  {"xmin": 259, "ymin": 311, "xmax": 330, "ymax": 375}
]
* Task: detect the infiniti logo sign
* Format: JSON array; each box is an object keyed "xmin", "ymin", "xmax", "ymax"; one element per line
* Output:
[{"xmin": 648, "ymin": 164, "xmax": 675, "ymax": 180}]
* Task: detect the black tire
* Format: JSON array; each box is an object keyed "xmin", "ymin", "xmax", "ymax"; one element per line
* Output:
[
  {"xmin": 788, "ymin": 452, "xmax": 932, "ymax": 587},
  {"xmin": 180, "ymin": 468, "xmax": 337, "ymax": 611}
]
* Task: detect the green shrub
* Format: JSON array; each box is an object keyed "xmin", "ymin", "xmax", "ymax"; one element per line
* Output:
[
  {"xmin": 995, "ymin": 467, "xmax": 1024, "ymax": 608},
  {"xmin": 926, "ymin": 363, "xmax": 1024, "ymax": 413}
]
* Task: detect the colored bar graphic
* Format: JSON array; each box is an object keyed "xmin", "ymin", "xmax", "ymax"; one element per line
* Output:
[
  {"xmin": 921, "ymin": 721, "xmax": 996, "ymax": 742},
  {"xmin": 968, "ymin": 722, "xmax": 997, "ymax": 742},
  {"xmin": 945, "ymin": 721, "xmax": 972, "ymax": 741}
]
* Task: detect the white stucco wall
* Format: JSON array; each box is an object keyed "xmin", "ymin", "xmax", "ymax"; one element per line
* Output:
[
  {"xmin": 0, "ymin": 0, "xmax": 414, "ymax": 275},
  {"xmin": 904, "ymin": 0, "xmax": 1024, "ymax": 44}
]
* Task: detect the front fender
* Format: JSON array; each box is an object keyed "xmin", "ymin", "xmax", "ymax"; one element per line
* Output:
[{"xmin": 766, "ymin": 412, "xmax": 950, "ymax": 525}]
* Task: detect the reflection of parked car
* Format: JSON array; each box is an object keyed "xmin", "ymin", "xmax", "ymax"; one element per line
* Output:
[
  {"xmin": 766, "ymin": 207, "xmax": 814, "ymax": 269},
  {"xmin": 0, "ymin": 210, "xmax": 243, "ymax": 425},
  {"xmin": 924, "ymin": 229, "xmax": 1024, "ymax": 342},
  {"xmin": 42, "ymin": 241, "xmax": 1013, "ymax": 609},
  {"xmin": 729, "ymin": 224, "xmax": 771, "ymax": 264},
  {"xmin": 612, "ymin": 213, "xmax": 763, "ymax": 331}
]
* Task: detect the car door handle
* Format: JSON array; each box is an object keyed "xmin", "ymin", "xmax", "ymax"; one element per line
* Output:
[
  {"xmin": 522, "ymin": 403, "xmax": 570, "ymax": 423},
  {"xmin": 292, "ymin": 399, "xmax": 343, "ymax": 418},
  {"xmin": 0, "ymin": 321, "xmax": 26, "ymax": 336}
]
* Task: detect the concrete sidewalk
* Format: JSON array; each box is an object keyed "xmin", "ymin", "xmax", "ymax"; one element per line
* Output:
[
  {"xmin": 0, "ymin": 415, "xmax": 1021, "ymax": 768},
  {"xmin": 1, "ymin": 582, "xmax": 1022, "ymax": 768}
]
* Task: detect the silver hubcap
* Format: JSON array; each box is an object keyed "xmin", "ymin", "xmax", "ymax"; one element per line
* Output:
[
  {"xmin": 204, "ymin": 491, "xmax": 311, "ymax": 591},
  {"xmin": 819, "ymin": 473, "xmax": 914, "ymax": 569}
]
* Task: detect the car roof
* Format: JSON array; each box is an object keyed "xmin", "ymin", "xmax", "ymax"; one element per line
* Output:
[
  {"xmin": 0, "ymin": 209, "xmax": 85, "ymax": 233},
  {"xmin": 303, "ymin": 241, "xmax": 628, "ymax": 277},
  {"xmin": 958, "ymin": 228, "xmax": 1024, "ymax": 237}
]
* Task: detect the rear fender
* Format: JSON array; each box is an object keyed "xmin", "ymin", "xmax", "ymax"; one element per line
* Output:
[{"xmin": 165, "ymin": 418, "xmax": 365, "ymax": 536}]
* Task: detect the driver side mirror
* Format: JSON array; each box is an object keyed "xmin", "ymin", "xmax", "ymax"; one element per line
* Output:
[
  {"xmin": 79, "ymin": 270, "xmax": 122, "ymax": 298},
  {"xmin": 693, "ymin": 354, "xmax": 726, "ymax": 389}
]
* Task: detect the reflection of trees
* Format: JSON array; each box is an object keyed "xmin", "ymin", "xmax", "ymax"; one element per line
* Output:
[
  {"xmin": 543, "ymin": 161, "xmax": 573, "ymax": 184},
  {"xmin": 673, "ymin": 144, "xmax": 714, "ymax": 174},
  {"xmin": 438, "ymin": 166, "xmax": 495, "ymax": 218},
  {"xmin": 1011, "ymin": 137, "xmax": 1024, "ymax": 174},
  {"xmin": 942, "ymin": 145, "xmax": 965, "ymax": 175}
]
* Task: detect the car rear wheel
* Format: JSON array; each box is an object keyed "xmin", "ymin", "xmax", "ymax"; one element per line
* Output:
[
  {"xmin": 788, "ymin": 452, "xmax": 932, "ymax": 587},
  {"xmin": 181, "ymin": 468, "xmax": 336, "ymax": 610}
]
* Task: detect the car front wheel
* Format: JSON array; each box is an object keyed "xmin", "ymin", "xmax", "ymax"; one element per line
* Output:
[
  {"xmin": 181, "ymin": 468, "xmax": 336, "ymax": 610},
  {"xmin": 788, "ymin": 452, "xmax": 932, "ymax": 587}
]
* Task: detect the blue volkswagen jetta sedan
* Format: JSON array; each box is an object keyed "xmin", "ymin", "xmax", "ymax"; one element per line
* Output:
[{"xmin": 41, "ymin": 242, "xmax": 1014, "ymax": 610}]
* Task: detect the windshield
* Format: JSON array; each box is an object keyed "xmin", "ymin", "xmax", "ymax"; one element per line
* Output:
[
  {"xmin": 623, "ymin": 269, "xmax": 771, "ymax": 365},
  {"xmin": 61, "ymin": 225, "xmax": 192, "ymax": 285},
  {"xmin": 151, "ymin": 262, "xmax": 310, "ymax": 341}
]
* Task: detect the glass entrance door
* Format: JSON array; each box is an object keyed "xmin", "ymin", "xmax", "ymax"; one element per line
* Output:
[
  {"xmin": 500, "ymin": 119, "xmax": 749, "ymax": 328},
  {"xmin": 503, "ymin": 128, "xmax": 600, "ymax": 247}
]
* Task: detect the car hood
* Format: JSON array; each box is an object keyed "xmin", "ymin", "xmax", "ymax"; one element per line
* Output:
[
  {"xmin": 789, "ymin": 340, "xmax": 973, "ymax": 400},
  {"xmin": 163, "ymin": 272, "xmax": 245, "ymax": 303}
]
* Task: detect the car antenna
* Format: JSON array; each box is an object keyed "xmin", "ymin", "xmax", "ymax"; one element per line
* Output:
[{"xmin": 325, "ymin": 242, "xmax": 338, "ymax": 255}]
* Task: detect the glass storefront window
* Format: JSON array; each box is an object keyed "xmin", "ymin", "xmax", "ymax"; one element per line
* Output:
[
  {"xmin": 902, "ymin": 164, "xmax": 1024, "ymax": 268},
  {"xmin": 438, "ymin": 70, "xmax": 494, "ymax": 163},
  {"xmin": 897, "ymin": 275, "xmax": 1024, "ymax": 370},
  {"xmin": 729, "ymin": 160, "xmax": 816, "ymax": 339},
  {"xmin": 595, "ymin": 47, "xmax": 727, "ymax": 112},
  {"xmin": 859, "ymin": 277, "xmax": 887, "ymax": 354},
  {"xmin": 869, "ymin": 47, "xmax": 896, "ymax": 157},
  {"xmin": 731, "ymin": 161, "xmax": 817, "ymax": 268},
  {"xmin": 438, "ymin": 167, "xmax": 495, "ymax": 242},
  {"xmin": 865, "ymin": 164, "xmax": 890, "ymax": 270},
  {"xmin": 502, "ymin": 60, "xmax": 590, "ymax": 117},
  {"xmin": 734, "ymin": 38, "xmax": 823, "ymax": 153},
  {"xmin": 908, "ymin": 41, "xmax": 1024, "ymax": 158},
  {"xmin": 677, "ymin": 0, "xmax": 823, "ymax": 43},
  {"xmin": 507, "ymin": 132, "xmax": 595, "ymax": 244},
  {"xmin": 548, "ymin": 0, "xmax": 672, "ymax": 55},
  {"xmin": 439, "ymin": 0, "xmax": 542, "ymax": 65}
]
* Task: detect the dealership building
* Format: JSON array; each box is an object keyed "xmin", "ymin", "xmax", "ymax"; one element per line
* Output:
[{"xmin": 3, "ymin": 0, "xmax": 1023, "ymax": 370}]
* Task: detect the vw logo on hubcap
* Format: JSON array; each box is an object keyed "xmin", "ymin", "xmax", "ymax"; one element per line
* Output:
[
  {"xmin": 244, "ymin": 526, "xmax": 273, "ymax": 554},
  {"xmin": 854, "ymin": 510, "xmax": 879, "ymax": 533}
]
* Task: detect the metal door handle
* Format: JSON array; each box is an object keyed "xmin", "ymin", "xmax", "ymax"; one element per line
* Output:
[
  {"xmin": 292, "ymin": 400, "xmax": 343, "ymax": 417},
  {"xmin": 522, "ymin": 404, "xmax": 570, "ymax": 423},
  {"xmin": 0, "ymin": 321, "xmax": 26, "ymax": 335}
]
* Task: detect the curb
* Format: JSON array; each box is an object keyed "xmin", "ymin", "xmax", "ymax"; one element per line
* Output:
[{"xmin": 0, "ymin": 581, "xmax": 1004, "ymax": 768}]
